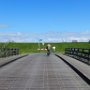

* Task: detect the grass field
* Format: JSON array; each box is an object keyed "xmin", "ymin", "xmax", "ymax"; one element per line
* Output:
[{"xmin": 0, "ymin": 42, "xmax": 90, "ymax": 54}]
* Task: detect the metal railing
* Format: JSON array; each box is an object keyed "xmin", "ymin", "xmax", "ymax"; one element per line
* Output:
[
  {"xmin": 0, "ymin": 42, "xmax": 19, "ymax": 58},
  {"xmin": 65, "ymin": 48, "xmax": 90, "ymax": 63},
  {"xmin": 0, "ymin": 48, "xmax": 19, "ymax": 58}
]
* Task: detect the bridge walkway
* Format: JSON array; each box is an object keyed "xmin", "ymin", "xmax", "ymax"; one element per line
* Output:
[{"xmin": 0, "ymin": 53, "xmax": 89, "ymax": 90}]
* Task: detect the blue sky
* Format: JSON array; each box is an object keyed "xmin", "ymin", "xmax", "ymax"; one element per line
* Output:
[
  {"xmin": 0, "ymin": 0, "xmax": 90, "ymax": 42},
  {"xmin": 0, "ymin": 0, "xmax": 90, "ymax": 32}
]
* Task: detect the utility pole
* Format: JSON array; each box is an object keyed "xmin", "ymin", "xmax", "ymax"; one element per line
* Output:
[{"xmin": 38, "ymin": 39, "xmax": 42, "ymax": 50}]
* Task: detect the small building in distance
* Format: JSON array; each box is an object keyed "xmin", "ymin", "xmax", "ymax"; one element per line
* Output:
[{"xmin": 72, "ymin": 40, "xmax": 78, "ymax": 42}]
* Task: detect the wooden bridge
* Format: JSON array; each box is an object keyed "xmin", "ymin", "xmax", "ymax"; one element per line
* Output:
[{"xmin": 0, "ymin": 52, "xmax": 89, "ymax": 90}]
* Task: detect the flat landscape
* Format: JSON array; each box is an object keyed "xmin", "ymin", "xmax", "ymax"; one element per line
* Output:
[{"xmin": 0, "ymin": 42, "xmax": 90, "ymax": 54}]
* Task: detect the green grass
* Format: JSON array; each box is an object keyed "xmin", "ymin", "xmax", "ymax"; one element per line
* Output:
[{"xmin": 0, "ymin": 42, "xmax": 90, "ymax": 54}]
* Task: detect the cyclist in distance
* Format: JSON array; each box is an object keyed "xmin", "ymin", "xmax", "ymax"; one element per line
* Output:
[{"xmin": 46, "ymin": 44, "xmax": 52, "ymax": 56}]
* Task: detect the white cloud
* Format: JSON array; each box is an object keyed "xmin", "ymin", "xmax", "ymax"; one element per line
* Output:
[
  {"xmin": 80, "ymin": 30, "xmax": 90, "ymax": 35},
  {"xmin": 0, "ymin": 32, "xmax": 89, "ymax": 42}
]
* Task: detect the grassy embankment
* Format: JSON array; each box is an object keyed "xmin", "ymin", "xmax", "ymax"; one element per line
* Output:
[{"xmin": 0, "ymin": 42, "xmax": 90, "ymax": 54}]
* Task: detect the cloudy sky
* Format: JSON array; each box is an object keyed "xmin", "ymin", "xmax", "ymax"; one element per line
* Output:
[
  {"xmin": 0, "ymin": 0, "xmax": 90, "ymax": 42},
  {"xmin": 0, "ymin": 31, "xmax": 89, "ymax": 42}
]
